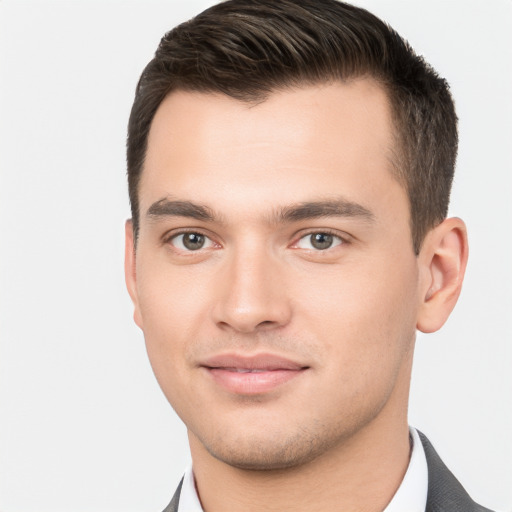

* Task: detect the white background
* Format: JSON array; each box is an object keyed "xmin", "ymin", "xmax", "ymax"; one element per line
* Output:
[{"xmin": 0, "ymin": 1, "xmax": 511, "ymax": 511}]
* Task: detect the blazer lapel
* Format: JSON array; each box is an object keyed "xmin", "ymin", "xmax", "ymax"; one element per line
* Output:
[
  {"xmin": 419, "ymin": 431, "xmax": 493, "ymax": 512},
  {"xmin": 162, "ymin": 478, "xmax": 183, "ymax": 512}
]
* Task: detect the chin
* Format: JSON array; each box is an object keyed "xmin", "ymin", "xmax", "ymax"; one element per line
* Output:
[
  {"xmin": 207, "ymin": 444, "xmax": 319, "ymax": 472},
  {"xmin": 197, "ymin": 425, "xmax": 341, "ymax": 472}
]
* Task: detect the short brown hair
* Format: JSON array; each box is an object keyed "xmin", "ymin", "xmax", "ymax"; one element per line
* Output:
[{"xmin": 127, "ymin": 0, "xmax": 458, "ymax": 254}]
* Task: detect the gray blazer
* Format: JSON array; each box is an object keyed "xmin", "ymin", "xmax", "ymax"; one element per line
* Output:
[{"xmin": 162, "ymin": 432, "xmax": 494, "ymax": 512}]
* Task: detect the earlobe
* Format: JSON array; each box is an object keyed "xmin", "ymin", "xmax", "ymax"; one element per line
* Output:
[
  {"xmin": 416, "ymin": 217, "xmax": 468, "ymax": 333},
  {"xmin": 124, "ymin": 220, "xmax": 144, "ymax": 329}
]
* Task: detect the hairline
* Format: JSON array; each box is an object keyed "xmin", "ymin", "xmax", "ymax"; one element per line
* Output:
[{"xmin": 133, "ymin": 75, "xmax": 416, "ymax": 249}]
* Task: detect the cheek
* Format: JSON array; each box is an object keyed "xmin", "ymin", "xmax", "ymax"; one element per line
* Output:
[
  {"xmin": 134, "ymin": 261, "xmax": 211, "ymax": 387},
  {"xmin": 293, "ymin": 261, "xmax": 418, "ymax": 426},
  {"xmin": 293, "ymin": 254, "xmax": 419, "ymax": 369},
  {"xmin": 136, "ymin": 253, "xmax": 213, "ymax": 331}
]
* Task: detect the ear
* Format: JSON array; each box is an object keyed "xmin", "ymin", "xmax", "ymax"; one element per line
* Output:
[
  {"xmin": 416, "ymin": 217, "xmax": 468, "ymax": 333},
  {"xmin": 124, "ymin": 220, "xmax": 144, "ymax": 329}
]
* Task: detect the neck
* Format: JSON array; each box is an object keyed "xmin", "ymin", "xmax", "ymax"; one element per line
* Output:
[
  {"xmin": 188, "ymin": 370, "xmax": 412, "ymax": 512},
  {"xmin": 190, "ymin": 424, "xmax": 410, "ymax": 512}
]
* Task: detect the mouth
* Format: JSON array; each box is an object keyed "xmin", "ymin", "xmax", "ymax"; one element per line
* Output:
[{"xmin": 200, "ymin": 353, "xmax": 309, "ymax": 395}]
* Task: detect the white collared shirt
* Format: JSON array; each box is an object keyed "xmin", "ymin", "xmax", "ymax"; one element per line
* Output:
[
  {"xmin": 177, "ymin": 427, "xmax": 428, "ymax": 512},
  {"xmin": 382, "ymin": 427, "xmax": 428, "ymax": 512}
]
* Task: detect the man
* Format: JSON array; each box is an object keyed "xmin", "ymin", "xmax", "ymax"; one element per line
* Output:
[{"xmin": 124, "ymin": 1, "xmax": 493, "ymax": 510}]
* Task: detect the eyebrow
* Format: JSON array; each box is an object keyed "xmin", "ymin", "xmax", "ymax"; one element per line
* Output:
[
  {"xmin": 145, "ymin": 197, "xmax": 375, "ymax": 224},
  {"xmin": 276, "ymin": 200, "xmax": 375, "ymax": 223},
  {"xmin": 147, "ymin": 198, "xmax": 215, "ymax": 222}
]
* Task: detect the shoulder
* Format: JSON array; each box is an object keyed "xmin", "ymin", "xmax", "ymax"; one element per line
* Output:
[{"xmin": 418, "ymin": 431, "xmax": 494, "ymax": 512}]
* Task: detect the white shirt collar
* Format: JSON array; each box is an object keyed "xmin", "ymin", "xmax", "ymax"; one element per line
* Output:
[
  {"xmin": 382, "ymin": 427, "xmax": 428, "ymax": 512},
  {"xmin": 177, "ymin": 426, "xmax": 428, "ymax": 512},
  {"xmin": 177, "ymin": 461, "xmax": 203, "ymax": 512}
]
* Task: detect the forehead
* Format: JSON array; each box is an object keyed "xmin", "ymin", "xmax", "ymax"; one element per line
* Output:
[{"xmin": 140, "ymin": 80, "xmax": 401, "ymax": 219}]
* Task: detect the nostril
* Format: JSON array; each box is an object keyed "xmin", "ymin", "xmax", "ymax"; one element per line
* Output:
[{"xmin": 257, "ymin": 321, "xmax": 274, "ymax": 327}]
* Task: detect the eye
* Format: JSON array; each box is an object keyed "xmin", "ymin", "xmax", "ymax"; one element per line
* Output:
[
  {"xmin": 169, "ymin": 232, "xmax": 215, "ymax": 251},
  {"xmin": 296, "ymin": 232, "xmax": 343, "ymax": 250}
]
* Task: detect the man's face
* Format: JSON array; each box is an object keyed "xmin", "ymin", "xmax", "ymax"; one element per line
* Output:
[{"xmin": 126, "ymin": 81, "xmax": 423, "ymax": 470}]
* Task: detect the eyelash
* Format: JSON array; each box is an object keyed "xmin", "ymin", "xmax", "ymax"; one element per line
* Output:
[
  {"xmin": 163, "ymin": 229, "xmax": 218, "ymax": 251},
  {"xmin": 163, "ymin": 228, "xmax": 349, "ymax": 253},
  {"xmin": 292, "ymin": 229, "xmax": 348, "ymax": 251}
]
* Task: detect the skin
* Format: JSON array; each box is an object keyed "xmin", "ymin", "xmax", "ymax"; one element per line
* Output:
[{"xmin": 125, "ymin": 80, "xmax": 468, "ymax": 511}]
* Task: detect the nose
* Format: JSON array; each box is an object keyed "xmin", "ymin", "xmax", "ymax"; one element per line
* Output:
[{"xmin": 212, "ymin": 246, "xmax": 292, "ymax": 334}]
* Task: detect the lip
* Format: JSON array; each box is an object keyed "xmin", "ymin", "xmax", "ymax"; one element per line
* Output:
[{"xmin": 201, "ymin": 353, "xmax": 309, "ymax": 395}]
